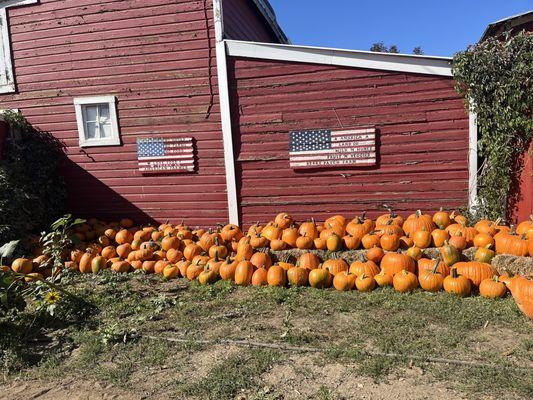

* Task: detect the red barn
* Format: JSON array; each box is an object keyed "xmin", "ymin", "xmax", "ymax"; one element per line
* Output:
[{"xmin": 0, "ymin": 0, "xmax": 477, "ymax": 227}]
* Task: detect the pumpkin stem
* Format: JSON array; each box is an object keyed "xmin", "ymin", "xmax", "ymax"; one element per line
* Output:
[
  {"xmin": 431, "ymin": 259, "xmax": 440, "ymax": 274},
  {"xmin": 451, "ymin": 268, "xmax": 459, "ymax": 278}
]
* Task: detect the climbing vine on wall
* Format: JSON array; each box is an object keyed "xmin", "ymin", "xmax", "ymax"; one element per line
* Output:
[
  {"xmin": 0, "ymin": 111, "xmax": 67, "ymax": 243},
  {"xmin": 453, "ymin": 31, "xmax": 532, "ymax": 221}
]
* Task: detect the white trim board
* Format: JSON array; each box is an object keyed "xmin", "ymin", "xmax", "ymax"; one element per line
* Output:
[
  {"xmin": 468, "ymin": 111, "xmax": 478, "ymax": 211},
  {"xmin": 213, "ymin": 0, "xmax": 240, "ymax": 225},
  {"xmin": 226, "ymin": 40, "xmax": 453, "ymax": 76}
]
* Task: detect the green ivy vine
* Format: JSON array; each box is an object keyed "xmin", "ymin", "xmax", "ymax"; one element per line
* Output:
[
  {"xmin": 0, "ymin": 111, "xmax": 67, "ymax": 243},
  {"xmin": 453, "ymin": 31, "xmax": 533, "ymax": 221}
]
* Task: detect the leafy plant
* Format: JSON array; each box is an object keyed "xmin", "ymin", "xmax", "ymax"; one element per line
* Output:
[
  {"xmin": 41, "ymin": 214, "xmax": 85, "ymax": 276},
  {"xmin": 0, "ymin": 111, "xmax": 66, "ymax": 243},
  {"xmin": 453, "ymin": 32, "xmax": 533, "ymax": 220}
]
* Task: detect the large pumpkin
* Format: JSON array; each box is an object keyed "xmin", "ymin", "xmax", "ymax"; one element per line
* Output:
[
  {"xmin": 507, "ymin": 276, "xmax": 533, "ymax": 319},
  {"xmin": 322, "ymin": 258, "xmax": 349, "ymax": 275},
  {"xmin": 454, "ymin": 261, "xmax": 498, "ymax": 287},
  {"xmin": 380, "ymin": 253, "xmax": 415, "ymax": 276}
]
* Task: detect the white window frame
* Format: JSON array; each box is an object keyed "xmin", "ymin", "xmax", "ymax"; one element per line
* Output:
[
  {"xmin": 0, "ymin": 0, "xmax": 39, "ymax": 94},
  {"xmin": 74, "ymin": 95, "xmax": 121, "ymax": 147}
]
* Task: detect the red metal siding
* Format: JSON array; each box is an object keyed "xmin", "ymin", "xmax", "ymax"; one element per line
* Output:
[
  {"xmin": 0, "ymin": 0, "xmax": 228, "ymax": 226},
  {"xmin": 222, "ymin": 0, "xmax": 279, "ymax": 42},
  {"xmin": 228, "ymin": 57, "xmax": 471, "ymax": 224}
]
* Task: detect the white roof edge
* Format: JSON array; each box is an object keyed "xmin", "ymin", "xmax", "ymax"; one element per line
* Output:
[{"xmin": 225, "ymin": 40, "xmax": 453, "ymax": 77}]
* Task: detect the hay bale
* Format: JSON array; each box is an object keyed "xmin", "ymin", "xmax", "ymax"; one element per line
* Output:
[{"xmin": 491, "ymin": 255, "xmax": 533, "ymax": 276}]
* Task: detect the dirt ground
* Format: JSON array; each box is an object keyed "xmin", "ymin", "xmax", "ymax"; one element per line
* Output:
[{"xmin": 1, "ymin": 350, "xmax": 471, "ymax": 400}]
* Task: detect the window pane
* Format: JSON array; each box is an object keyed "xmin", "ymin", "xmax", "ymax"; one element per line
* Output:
[
  {"xmin": 100, "ymin": 122, "xmax": 111, "ymax": 138},
  {"xmin": 84, "ymin": 105, "xmax": 98, "ymax": 122},
  {"xmin": 99, "ymin": 104, "xmax": 110, "ymax": 121},
  {"xmin": 85, "ymin": 121, "xmax": 97, "ymax": 139}
]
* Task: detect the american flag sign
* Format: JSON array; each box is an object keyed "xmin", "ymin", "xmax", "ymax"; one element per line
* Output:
[
  {"xmin": 289, "ymin": 128, "xmax": 377, "ymax": 169},
  {"xmin": 136, "ymin": 137, "xmax": 194, "ymax": 173}
]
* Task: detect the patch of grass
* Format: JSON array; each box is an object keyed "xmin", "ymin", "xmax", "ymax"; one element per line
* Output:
[{"xmin": 179, "ymin": 349, "xmax": 281, "ymax": 400}]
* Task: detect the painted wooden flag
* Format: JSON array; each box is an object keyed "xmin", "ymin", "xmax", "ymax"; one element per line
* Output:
[
  {"xmin": 137, "ymin": 137, "xmax": 194, "ymax": 173},
  {"xmin": 289, "ymin": 128, "xmax": 376, "ymax": 169}
]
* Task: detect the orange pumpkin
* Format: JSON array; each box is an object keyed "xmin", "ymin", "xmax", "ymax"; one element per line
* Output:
[
  {"xmin": 234, "ymin": 260, "xmax": 254, "ymax": 286},
  {"xmin": 506, "ymin": 276, "xmax": 533, "ymax": 319},
  {"xmin": 308, "ymin": 268, "xmax": 333, "ymax": 288},
  {"xmin": 479, "ymin": 276, "xmax": 506, "ymax": 299},
  {"xmin": 251, "ymin": 267, "xmax": 268, "ymax": 286},
  {"xmin": 349, "ymin": 256, "xmax": 380, "ymax": 277},
  {"xmin": 443, "ymin": 268, "xmax": 471, "ymax": 297},
  {"xmin": 287, "ymin": 266, "xmax": 309, "ymax": 287},
  {"xmin": 380, "ymin": 233, "xmax": 400, "ymax": 251},
  {"xmin": 431, "ymin": 229, "xmax": 449, "ymax": 247},
  {"xmin": 267, "ymin": 265, "xmax": 287, "ymax": 287},
  {"xmin": 333, "ymin": 270, "xmax": 356, "ymax": 291},
  {"xmin": 454, "ymin": 261, "xmax": 498, "ymax": 287},
  {"xmin": 298, "ymin": 253, "xmax": 321, "ymax": 271},
  {"xmin": 402, "ymin": 210, "xmax": 435, "ymax": 237},
  {"xmin": 366, "ymin": 247, "xmax": 384, "ymax": 263},
  {"xmin": 380, "ymin": 253, "xmax": 415, "ymax": 276},
  {"xmin": 322, "ymin": 258, "xmax": 349, "ymax": 275},
  {"xmin": 412, "ymin": 229, "xmax": 432, "ymax": 249},
  {"xmin": 393, "ymin": 270, "xmax": 418, "ymax": 293}
]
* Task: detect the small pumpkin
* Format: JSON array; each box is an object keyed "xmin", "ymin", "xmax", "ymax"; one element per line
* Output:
[
  {"xmin": 309, "ymin": 268, "xmax": 333, "ymax": 288},
  {"xmin": 349, "ymin": 255, "xmax": 380, "ymax": 277},
  {"xmin": 431, "ymin": 229, "xmax": 449, "ymax": 247},
  {"xmin": 405, "ymin": 245, "xmax": 422, "ymax": 261},
  {"xmin": 11, "ymin": 258, "xmax": 33, "ymax": 274},
  {"xmin": 266, "ymin": 265, "xmax": 286, "ymax": 287},
  {"xmin": 366, "ymin": 247, "xmax": 384, "ymax": 263},
  {"xmin": 298, "ymin": 252, "xmax": 321, "ymax": 271},
  {"xmin": 443, "ymin": 268, "xmax": 471, "ymax": 297},
  {"xmin": 251, "ymin": 267, "xmax": 268, "ymax": 286},
  {"xmin": 287, "ymin": 266, "xmax": 309, "ymax": 287},
  {"xmin": 418, "ymin": 260, "xmax": 444, "ymax": 292},
  {"xmin": 440, "ymin": 241, "xmax": 460, "ymax": 266},
  {"xmin": 355, "ymin": 273, "xmax": 376, "ymax": 292},
  {"xmin": 412, "ymin": 228, "xmax": 432, "ymax": 249},
  {"xmin": 234, "ymin": 260, "xmax": 254, "ymax": 286},
  {"xmin": 333, "ymin": 270, "xmax": 356, "ymax": 291},
  {"xmin": 326, "ymin": 233, "xmax": 342, "ymax": 252},
  {"xmin": 374, "ymin": 270, "xmax": 393, "ymax": 287},
  {"xmin": 111, "ymin": 261, "xmax": 131, "ymax": 273},
  {"xmin": 432, "ymin": 208, "xmax": 451, "ymax": 229},
  {"xmin": 163, "ymin": 264, "xmax": 180, "ymax": 279},
  {"xmin": 479, "ymin": 276, "xmax": 506, "ymax": 299},
  {"xmin": 393, "ymin": 270, "xmax": 418, "ymax": 293},
  {"xmin": 380, "ymin": 233, "xmax": 400, "ymax": 251},
  {"xmin": 474, "ymin": 245, "xmax": 495, "ymax": 264}
]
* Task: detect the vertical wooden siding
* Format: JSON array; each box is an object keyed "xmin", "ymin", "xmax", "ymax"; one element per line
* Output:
[
  {"xmin": 228, "ymin": 57, "xmax": 471, "ymax": 224},
  {"xmin": 0, "ymin": 0, "xmax": 228, "ymax": 226},
  {"xmin": 222, "ymin": 0, "xmax": 279, "ymax": 42}
]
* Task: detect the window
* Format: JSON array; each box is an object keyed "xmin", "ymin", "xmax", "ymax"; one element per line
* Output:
[
  {"xmin": 74, "ymin": 96, "xmax": 121, "ymax": 147},
  {"xmin": 0, "ymin": 8, "xmax": 15, "ymax": 93},
  {"xmin": 0, "ymin": 1, "xmax": 39, "ymax": 94}
]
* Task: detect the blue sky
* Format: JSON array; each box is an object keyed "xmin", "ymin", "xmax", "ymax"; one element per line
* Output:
[{"xmin": 268, "ymin": 0, "xmax": 532, "ymax": 56}]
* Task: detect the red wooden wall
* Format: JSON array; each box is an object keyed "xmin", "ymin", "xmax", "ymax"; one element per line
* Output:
[
  {"xmin": 222, "ymin": 0, "xmax": 280, "ymax": 43},
  {"xmin": 227, "ymin": 57, "xmax": 471, "ymax": 224},
  {"xmin": 0, "ymin": 0, "xmax": 228, "ymax": 226}
]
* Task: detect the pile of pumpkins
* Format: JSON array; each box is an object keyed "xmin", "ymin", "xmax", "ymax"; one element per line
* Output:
[{"xmin": 5, "ymin": 210, "xmax": 533, "ymax": 319}]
